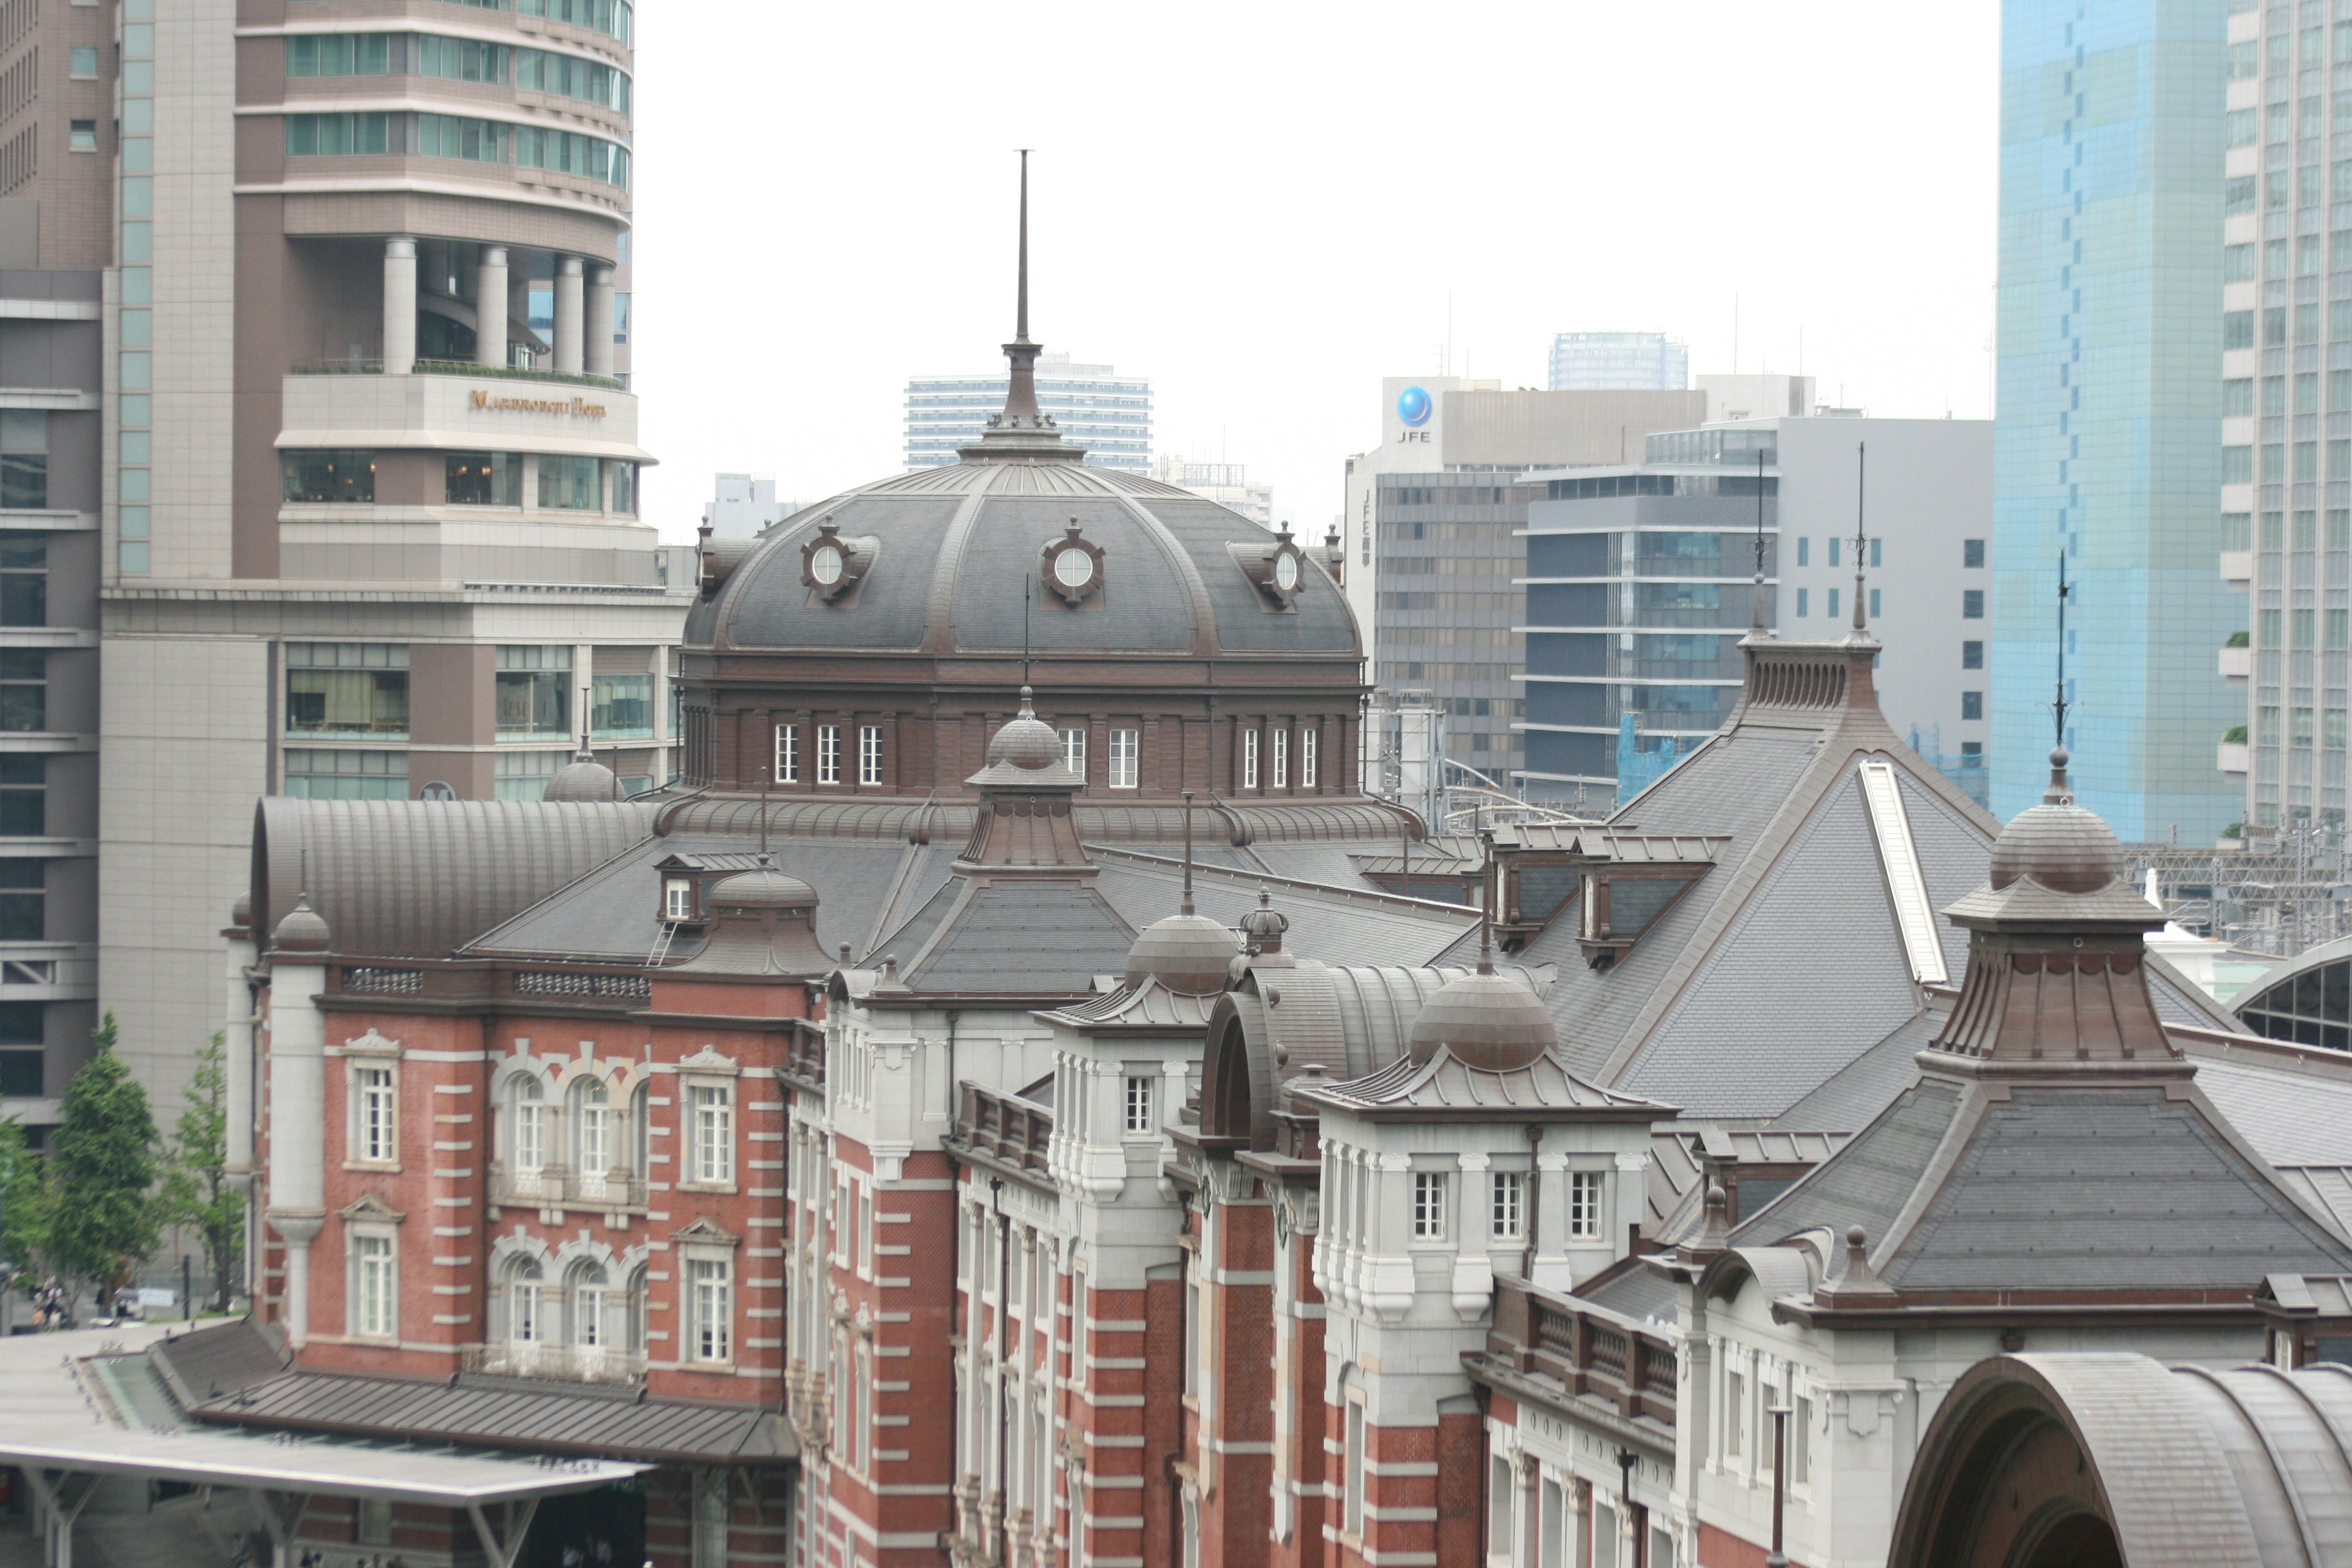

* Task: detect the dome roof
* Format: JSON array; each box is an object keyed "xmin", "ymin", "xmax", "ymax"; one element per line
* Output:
[
  {"xmin": 1406, "ymin": 962, "xmax": 1558, "ymax": 1071},
  {"xmin": 543, "ymin": 751, "xmax": 620, "ymax": 804},
  {"xmin": 687, "ymin": 460, "xmax": 1358, "ymax": 663},
  {"xmin": 1990, "ymin": 749, "xmax": 2124, "ymax": 895},
  {"xmin": 1125, "ymin": 912, "xmax": 1240, "ymax": 995},
  {"xmin": 986, "ymin": 687, "xmax": 1065, "ymax": 771},
  {"xmin": 271, "ymin": 894, "xmax": 332, "ymax": 954},
  {"xmin": 707, "ymin": 859, "xmax": 817, "ymax": 909}
]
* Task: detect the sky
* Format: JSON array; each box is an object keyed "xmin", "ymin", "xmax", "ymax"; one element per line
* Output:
[{"xmin": 629, "ymin": 1, "xmax": 1999, "ymax": 543}]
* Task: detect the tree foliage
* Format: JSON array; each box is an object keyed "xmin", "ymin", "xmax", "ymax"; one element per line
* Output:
[
  {"xmin": 45, "ymin": 1011, "xmax": 160, "ymax": 1293},
  {"xmin": 160, "ymin": 1031, "xmax": 243, "ymax": 1311},
  {"xmin": 0, "ymin": 1114, "xmax": 45, "ymax": 1277}
]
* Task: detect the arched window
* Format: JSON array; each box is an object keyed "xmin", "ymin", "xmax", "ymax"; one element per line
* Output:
[
  {"xmin": 507, "ymin": 1256, "xmax": 545, "ymax": 1345},
  {"xmin": 625, "ymin": 1263, "xmax": 648, "ymax": 1352},
  {"xmin": 575, "ymin": 1077, "xmax": 612, "ymax": 1175},
  {"xmin": 510, "ymin": 1077, "xmax": 547, "ymax": 1174},
  {"xmin": 631, "ymin": 1081, "xmax": 650, "ymax": 1176},
  {"xmin": 568, "ymin": 1259, "xmax": 611, "ymax": 1349}
]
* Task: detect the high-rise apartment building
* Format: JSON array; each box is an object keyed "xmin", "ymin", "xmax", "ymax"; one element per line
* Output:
[
  {"xmin": 702, "ymin": 472, "xmax": 794, "ymax": 540},
  {"xmin": 903, "ymin": 351, "xmax": 1150, "ymax": 471},
  {"xmin": 3, "ymin": 0, "xmax": 694, "ymax": 1104},
  {"xmin": 0, "ymin": 0, "xmax": 113, "ymax": 1116},
  {"xmin": 1346, "ymin": 378, "xmax": 1706, "ymax": 785},
  {"xmin": 1517, "ymin": 416, "xmax": 1996, "ymax": 804},
  {"xmin": 1548, "ymin": 330, "xmax": 1689, "ymax": 391},
  {"xmin": 1151, "ymin": 453, "xmax": 1272, "ymax": 524},
  {"xmin": 1996, "ymin": 0, "xmax": 2239, "ymax": 842},
  {"xmin": 2220, "ymin": 0, "xmax": 2352, "ymax": 839}
]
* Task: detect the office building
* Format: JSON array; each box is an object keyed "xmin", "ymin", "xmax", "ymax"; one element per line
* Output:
[
  {"xmin": 702, "ymin": 472, "xmax": 794, "ymax": 540},
  {"xmin": 1698, "ymin": 371, "xmax": 1818, "ymax": 422},
  {"xmin": 9, "ymin": 0, "xmax": 693, "ymax": 1107},
  {"xmin": 2222, "ymin": 0, "xmax": 2352, "ymax": 839},
  {"xmin": 1548, "ymin": 330, "xmax": 1689, "ymax": 391},
  {"xmin": 1518, "ymin": 415, "xmax": 1995, "ymax": 802},
  {"xmin": 1345, "ymin": 378, "xmax": 1705, "ymax": 786},
  {"xmin": 0, "ymin": 1, "xmax": 111, "ymax": 1116},
  {"xmin": 1996, "ymin": 0, "xmax": 2239, "ymax": 841},
  {"xmin": 903, "ymin": 351, "xmax": 1150, "ymax": 471},
  {"xmin": 1151, "ymin": 453, "xmax": 1272, "ymax": 524}
]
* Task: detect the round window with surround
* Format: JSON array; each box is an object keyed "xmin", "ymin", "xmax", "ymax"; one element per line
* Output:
[
  {"xmin": 809, "ymin": 544, "xmax": 845, "ymax": 586},
  {"xmin": 1273, "ymin": 551, "xmax": 1300, "ymax": 592},
  {"xmin": 1054, "ymin": 546, "xmax": 1093, "ymax": 588}
]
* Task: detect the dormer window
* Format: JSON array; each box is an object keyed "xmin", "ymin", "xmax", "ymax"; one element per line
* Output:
[
  {"xmin": 799, "ymin": 519, "xmax": 875, "ymax": 603},
  {"xmin": 1232, "ymin": 526, "xmax": 1312, "ymax": 609},
  {"xmin": 1041, "ymin": 521, "xmax": 1106, "ymax": 606}
]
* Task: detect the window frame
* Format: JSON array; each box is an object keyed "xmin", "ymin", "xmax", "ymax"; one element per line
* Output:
[
  {"xmin": 1123, "ymin": 1073, "xmax": 1155, "ymax": 1136},
  {"xmin": 858, "ymin": 723, "xmax": 883, "ymax": 787},
  {"xmin": 682, "ymin": 1076, "xmax": 736, "ymax": 1190},
  {"xmin": 1301, "ymin": 726, "xmax": 1318, "ymax": 788},
  {"xmin": 1108, "ymin": 727, "xmax": 1139, "ymax": 789},
  {"xmin": 350, "ymin": 1229, "xmax": 398, "ymax": 1341},
  {"xmin": 1272, "ymin": 728, "xmax": 1287, "ymax": 789},
  {"xmin": 1490, "ymin": 1169, "xmax": 1525, "ymax": 1242},
  {"xmin": 349, "ymin": 1059, "xmax": 399, "ymax": 1169},
  {"xmin": 1242, "ymin": 728, "xmax": 1259, "ymax": 790},
  {"xmin": 774, "ymin": 723, "xmax": 797, "ymax": 784},
  {"xmin": 1567, "ymin": 1169, "xmax": 1604, "ymax": 1241},
  {"xmin": 688, "ymin": 1254, "xmax": 734, "ymax": 1364},
  {"xmin": 817, "ymin": 724, "xmax": 841, "ymax": 786},
  {"xmin": 1412, "ymin": 1169, "xmax": 1449, "ymax": 1241}
]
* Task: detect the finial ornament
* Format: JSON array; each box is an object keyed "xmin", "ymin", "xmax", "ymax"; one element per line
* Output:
[
  {"xmin": 1477, "ymin": 827, "xmax": 1497, "ymax": 974},
  {"xmin": 2052, "ymin": 550, "xmax": 2072, "ymax": 752},
  {"xmin": 1850, "ymin": 440, "xmax": 1868, "ymax": 633},
  {"xmin": 1752, "ymin": 448, "xmax": 1769, "ymax": 634},
  {"xmin": 1180, "ymin": 789, "xmax": 1196, "ymax": 918},
  {"xmin": 2043, "ymin": 746, "xmax": 2073, "ymax": 807}
]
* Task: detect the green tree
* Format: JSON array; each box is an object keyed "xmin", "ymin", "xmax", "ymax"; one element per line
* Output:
[
  {"xmin": 160, "ymin": 1032, "xmax": 243, "ymax": 1311},
  {"xmin": 0, "ymin": 1114, "xmax": 47, "ymax": 1281},
  {"xmin": 46, "ymin": 1011, "xmax": 160, "ymax": 1302}
]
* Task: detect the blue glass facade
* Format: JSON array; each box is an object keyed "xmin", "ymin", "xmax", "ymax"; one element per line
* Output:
[{"xmin": 1994, "ymin": 0, "xmax": 2241, "ymax": 841}]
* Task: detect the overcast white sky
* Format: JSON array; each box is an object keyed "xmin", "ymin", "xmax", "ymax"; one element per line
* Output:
[{"xmin": 630, "ymin": 1, "xmax": 1998, "ymax": 542}]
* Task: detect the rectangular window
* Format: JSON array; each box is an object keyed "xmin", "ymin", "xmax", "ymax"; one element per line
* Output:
[
  {"xmin": 2329, "ymin": 609, "xmax": 2349, "ymax": 649},
  {"xmin": 2329, "ymin": 710, "xmax": 2348, "ymax": 748},
  {"xmin": 537, "ymin": 454, "xmax": 600, "ymax": 510},
  {"xmin": 774, "ymin": 724, "xmax": 798, "ymax": 783},
  {"xmin": 1242, "ymin": 729, "xmax": 1259, "ymax": 789},
  {"xmin": 68, "ymin": 46, "xmax": 97, "ymax": 77},
  {"xmin": 606, "ymin": 461, "xmax": 637, "ymax": 516},
  {"xmin": 356, "ymin": 1065, "xmax": 396, "ymax": 1163},
  {"xmin": 0, "ymin": 652, "xmax": 41, "ymax": 737},
  {"xmin": 1869, "ymin": 587, "xmax": 1880, "ymax": 619},
  {"xmin": 2260, "ymin": 706, "xmax": 2282, "ymax": 745},
  {"xmin": 413, "ymin": 34, "xmax": 508, "ymax": 84},
  {"xmin": 0, "ymin": 861, "xmax": 41, "ymax": 940},
  {"xmin": 0, "ymin": 1002, "xmax": 36, "ymax": 1096},
  {"xmin": 2261, "ymin": 608, "xmax": 2283, "ymax": 647},
  {"xmin": 818, "ymin": 724, "xmax": 841, "ymax": 785},
  {"xmin": 1302, "ymin": 727, "xmax": 1319, "ymax": 787},
  {"xmin": 281, "ymin": 449, "xmax": 374, "ymax": 504},
  {"xmin": 689, "ymin": 1257, "xmax": 731, "ymax": 1362},
  {"xmin": 1962, "ymin": 538, "xmax": 1985, "ymax": 569},
  {"xmin": 0, "ymin": 537, "xmax": 44, "ymax": 628},
  {"xmin": 285, "ymin": 32, "xmax": 390, "ymax": 75},
  {"xmin": 665, "ymin": 878, "xmax": 693, "ymax": 921},
  {"xmin": 2224, "ymin": 445, "xmax": 2255, "ymax": 484},
  {"xmin": 1569, "ymin": 1170, "xmax": 1603, "ymax": 1240},
  {"xmin": 1796, "ymin": 587, "xmax": 1808, "ymax": 617},
  {"xmin": 590, "ymin": 673, "xmax": 650, "ymax": 740},
  {"xmin": 1795, "ymin": 536, "xmax": 1809, "ymax": 567},
  {"xmin": 1058, "ymin": 726, "xmax": 1086, "ymax": 778},
  {"xmin": 1828, "ymin": 587, "xmax": 1840, "ymax": 620},
  {"xmin": 1793, "ymin": 1393, "xmax": 1814, "ymax": 1484},
  {"xmin": 2294, "ymin": 706, "xmax": 2316, "ymax": 744},
  {"xmin": 1961, "ymin": 691, "xmax": 1983, "ymax": 722},
  {"xmin": 1490, "ymin": 1170, "xmax": 1524, "ymax": 1241},
  {"xmin": 689, "ymin": 1083, "xmax": 733, "ymax": 1185},
  {"xmin": 415, "ymin": 111, "xmax": 508, "ymax": 163},
  {"xmin": 282, "ymin": 112, "xmax": 390, "ymax": 156},
  {"xmin": 1828, "ymin": 537, "xmax": 1841, "ymax": 568},
  {"xmin": 0, "ymin": 412, "xmax": 47, "ymax": 509},
  {"xmin": 354, "ymin": 1234, "xmax": 395, "ymax": 1338},
  {"xmin": 1344, "ymin": 1398, "xmax": 1367, "ymax": 1536},
  {"xmin": 2226, "ymin": 175, "xmax": 2256, "ymax": 215},
  {"xmin": 286, "ymin": 643, "xmax": 409, "ymax": 737},
  {"xmin": 494, "ymin": 644, "xmax": 570, "ymax": 737},
  {"xmin": 1109, "ymin": 728, "xmax": 1138, "ymax": 789},
  {"xmin": 444, "ymin": 451, "xmax": 520, "ymax": 506},
  {"xmin": 0, "ymin": 755, "xmax": 43, "ymax": 837},
  {"xmin": 284, "ymin": 747, "xmax": 406, "ymax": 801},
  {"xmin": 1412, "ymin": 1171, "xmax": 1447, "ymax": 1240},
  {"xmin": 859, "ymin": 724, "xmax": 882, "ymax": 786},
  {"xmin": 1727, "ymin": 1369, "xmax": 1746, "ymax": 1458},
  {"xmin": 2225, "ymin": 378, "xmax": 2255, "ymax": 417},
  {"xmin": 69, "ymin": 121, "xmax": 96, "ymax": 153},
  {"xmin": 2229, "ymin": 107, "xmax": 2258, "ymax": 147},
  {"xmin": 1962, "ymin": 641, "xmax": 1984, "ymax": 671},
  {"xmin": 1962, "ymin": 589, "xmax": 1985, "ymax": 619},
  {"xmin": 1123, "ymin": 1074, "xmax": 1155, "ymax": 1133},
  {"xmin": 1272, "ymin": 729, "xmax": 1289, "ymax": 788},
  {"xmin": 2297, "ymin": 608, "xmax": 2319, "ymax": 647}
]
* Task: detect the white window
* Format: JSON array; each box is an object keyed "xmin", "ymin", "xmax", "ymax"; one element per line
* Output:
[
  {"xmin": 1302, "ymin": 726, "xmax": 1318, "ymax": 787},
  {"xmin": 1183, "ymin": 1270, "xmax": 1202, "ymax": 1395},
  {"xmin": 510, "ymin": 1078, "xmax": 546, "ymax": 1173},
  {"xmin": 510, "ymin": 1257, "xmax": 545, "ymax": 1344},
  {"xmin": 1124, "ymin": 1074, "xmax": 1155, "ymax": 1134},
  {"xmin": 1059, "ymin": 727, "xmax": 1086, "ymax": 777},
  {"xmin": 689, "ymin": 1082, "xmax": 733, "ymax": 1185},
  {"xmin": 664, "ymin": 877, "xmax": 693, "ymax": 921},
  {"xmin": 692, "ymin": 1466, "xmax": 729, "ymax": 1568},
  {"xmin": 355, "ymin": 1065, "xmax": 396, "ymax": 1164},
  {"xmin": 1344, "ymin": 1395, "xmax": 1367, "ymax": 1536},
  {"xmin": 1242, "ymin": 729, "xmax": 1259, "ymax": 788},
  {"xmin": 1569, "ymin": 1170, "xmax": 1604, "ymax": 1240},
  {"xmin": 1109, "ymin": 728, "xmax": 1138, "ymax": 788},
  {"xmin": 1272, "ymin": 728, "xmax": 1287, "ymax": 788},
  {"xmin": 571, "ymin": 1261, "xmax": 609, "ymax": 1349},
  {"xmin": 1725, "ymin": 1368, "xmax": 1746, "ymax": 1459},
  {"xmin": 576, "ymin": 1077, "xmax": 611, "ymax": 1174},
  {"xmin": 1793, "ymin": 1392, "xmax": 1813, "ymax": 1483},
  {"xmin": 859, "ymin": 723, "xmax": 882, "ymax": 786},
  {"xmin": 353, "ymin": 1232, "xmax": 395, "ymax": 1338},
  {"xmin": 774, "ymin": 723, "xmax": 797, "ymax": 783},
  {"xmin": 1490, "ymin": 1170, "xmax": 1524, "ymax": 1241},
  {"xmin": 818, "ymin": 723, "xmax": 841, "ymax": 785},
  {"xmin": 690, "ymin": 1256, "xmax": 732, "ymax": 1361},
  {"xmin": 1412, "ymin": 1170, "xmax": 1447, "ymax": 1239}
]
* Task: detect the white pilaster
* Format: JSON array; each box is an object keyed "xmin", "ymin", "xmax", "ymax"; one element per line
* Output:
[
  {"xmin": 475, "ymin": 245, "xmax": 509, "ymax": 368},
  {"xmin": 585, "ymin": 264, "xmax": 615, "ymax": 377},
  {"xmin": 382, "ymin": 238, "xmax": 417, "ymax": 375},
  {"xmin": 553, "ymin": 256, "xmax": 584, "ymax": 374},
  {"xmin": 265, "ymin": 956, "xmax": 328, "ymax": 1348}
]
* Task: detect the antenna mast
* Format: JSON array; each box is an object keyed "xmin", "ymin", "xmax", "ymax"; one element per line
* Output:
[
  {"xmin": 2053, "ymin": 552, "xmax": 2071, "ymax": 749},
  {"xmin": 1752, "ymin": 448, "xmax": 1768, "ymax": 633},
  {"xmin": 1850, "ymin": 441, "xmax": 1868, "ymax": 633}
]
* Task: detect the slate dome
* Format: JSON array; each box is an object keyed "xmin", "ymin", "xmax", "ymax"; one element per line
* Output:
[
  {"xmin": 1125, "ymin": 912, "xmax": 1241, "ymax": 995},
  {"xmin": 1989, "ymin": 749, "xmax": 2124, "ymax": 895},
  {"xmin": 1406, "ymin": 962, "xmax": 1558, "ymax": 1071},
  {"xmin": 543, "ymin": 750, "xmax": 620, "ymax": 804},
  {"xmin": 707, "ymin": 860, "xmax": 818, "ymax": 909},
  {"xmin": 271, "ymin": 894, "xmax": 333, "ymax": 954}
]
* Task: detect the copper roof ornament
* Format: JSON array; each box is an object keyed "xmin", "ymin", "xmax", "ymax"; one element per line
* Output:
[
  {"xmin": 544, "ymin": 728, "xmax": 619, "ymax": 804},
  {"xmin": 1403, "ymin": 845, "xmax": 1556, "ymax": 1071},
  {"xmin": 958, "ymin": 150, "xmax": 1084, "ymax": 466}
]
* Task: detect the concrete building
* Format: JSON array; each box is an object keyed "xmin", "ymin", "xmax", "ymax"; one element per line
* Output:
[
  {"xmin": 1344, "ymin": 378, "xmax": 1707, "ymax": 794},
  {"xmin": 1548, "ymin": 330, "xmax": 1688, "ymax": 391},
  {"xmin": 0, "ymin": 1, "xmax": 110, "ymax": 1120},
  {"xmin": 1517, "ymin": 415, "xmax": 1995, "ymax": 803},
  {"xmin": 1698, "ymin": 371, "xmax": 1817, "ymax": 423},
  {"xmin": 903, "ymin": 352, "xmax": 1150, "ymax": 472},
  {"xmin": 1997, "ymin": 0, "xmax": 2239, "ymax": 841},
  {"xmin": 1152, "ymin": 453, "xmax": 1272, "ymax": 525},
  {"xmin": 29, "ymin": 0, "xmax": 690, "ymax": 1107},
  {"xmin": 703, "ymin": 472, "xmax": 794, "ymax": 541}
]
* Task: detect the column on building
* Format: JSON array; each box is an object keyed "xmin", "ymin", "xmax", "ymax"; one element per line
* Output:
[
  {"xmin": 383, "ymin": 237, "xmax": 417, "ymax": 374},
  {"xmin": 475, "ymin": 246, "xmax": 509, "ymax": 368},
  {"xmin": 554, "ymin": 257, "xmax": 584, "ymax": 374},
  {"xmin": 586, "ymin": 265, "xmax": 616, "ymax": 377}
]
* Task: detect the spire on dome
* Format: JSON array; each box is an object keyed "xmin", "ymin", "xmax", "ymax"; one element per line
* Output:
[
  {"xmin": 959, "ymin": 151, "xmax": 1085, "ymax": 466},
  {"xmin": 1751, "ymin": 448, "xmax": 1771, "ymax": 636},
  {"xmin": 1850, "ymin": 440, "xmax": 1868, "ymax": 635}
]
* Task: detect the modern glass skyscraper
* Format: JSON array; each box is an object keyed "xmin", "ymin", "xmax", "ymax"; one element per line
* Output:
[
  {"xmin": 1548, "ymin": 332, "xmax": 1689, "ymax": 392},
  {"xmin": 903, "ymin": 353, "xmax": 1150, "ymax": 472},
  {"xmin": 1993, "ymin": 0, "xmax": 2240, "ymax": 841}
]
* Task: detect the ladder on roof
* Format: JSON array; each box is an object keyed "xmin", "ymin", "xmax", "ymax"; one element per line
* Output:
[{"xmin": 647, "ymin": 920, "xmax": 680, "ymax": 968}]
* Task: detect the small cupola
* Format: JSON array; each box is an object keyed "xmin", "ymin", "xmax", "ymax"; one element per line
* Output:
[
  {"xmin": 1238, "ymin": 886, "xmax": 1290, "ymax": 957},
  {"xmin": 672, "ymin": 854, "xmax": 832, "ymax": 977},
  {"xmin": 271, "ymin": 892, "xmax": 332, "ymax": 956},
  {"xmin": 1123, "ymin": 790, "xmax": 1238, "ymax": 993},
  {"xmin": 543, "ymin": 735, "xmax": 620, "ymax": 803},
  {"xmin": 959, "ymin": 688, "xmax": 1094, "ymax": 872},
  {"xmin": 1405, "ymin": 954, "xmax": 1557, "ymax": 1071}
]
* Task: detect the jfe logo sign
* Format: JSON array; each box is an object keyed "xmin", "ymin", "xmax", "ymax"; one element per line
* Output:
[{"xmin": 1395, "ymin": 385, "xmax": 1432, "ymax": 443}]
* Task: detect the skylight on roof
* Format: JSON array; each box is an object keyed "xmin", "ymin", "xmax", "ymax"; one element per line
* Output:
[{"xmin": 1858, "ymin": 759, "xmax": 1948, "ymax": 987}]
